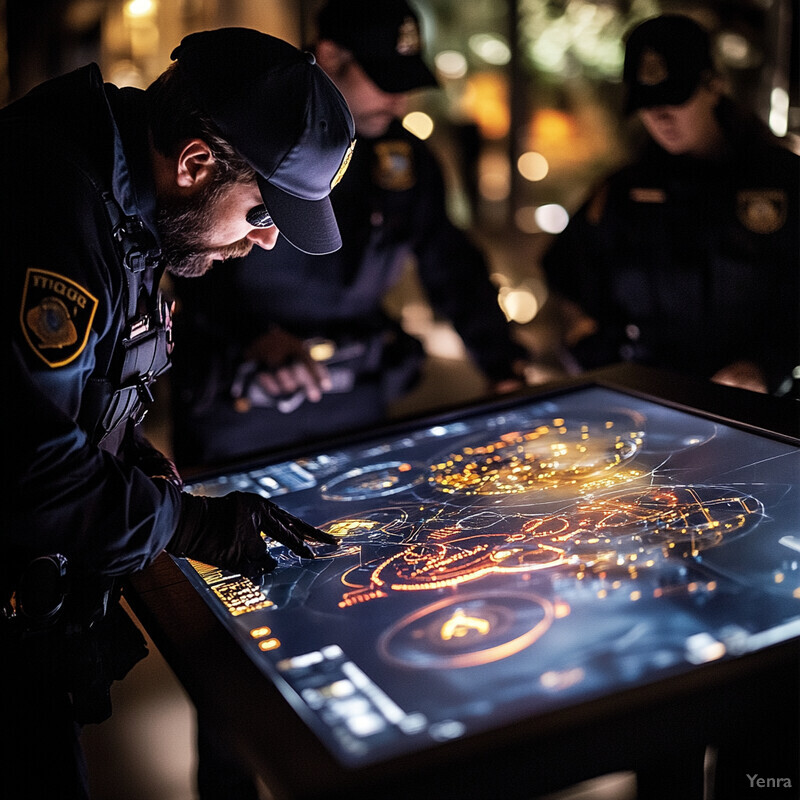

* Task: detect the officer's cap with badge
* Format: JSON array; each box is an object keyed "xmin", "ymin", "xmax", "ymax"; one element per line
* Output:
[
  {"xmin": 623, "ymin": 15, "xmax": 714, "ymax": 114},
  {"xmin": 170, "ymin": 28, "xmax": 356, "ymax": 255},
  {"xmin": 316, "ymin": 0, "xmax": 438, "ymax": 93}
]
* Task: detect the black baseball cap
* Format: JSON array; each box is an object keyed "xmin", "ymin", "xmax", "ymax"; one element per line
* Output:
[
  {"xmin": 316, "ymin": 0, "xmax": 438, "ymax": 93},
  {"xmin": 171, "ymin": 28, "xmax": 356, "ymax": 255},
  {"xmin": 623, "ymin": 15, "xmax": 714, "ymax": 114}
]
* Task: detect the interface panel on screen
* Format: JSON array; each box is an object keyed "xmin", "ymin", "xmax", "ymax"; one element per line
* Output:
[{"xmin": 175, "ymin": 385, "xmax": 800, "ymax": 767}]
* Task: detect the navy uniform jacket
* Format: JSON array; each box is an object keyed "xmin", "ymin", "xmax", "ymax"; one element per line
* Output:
[
  {"xmin": 542, "ymin": 100, "xmax": 799, "ymax": 394},
  {"xmin": 171, "ymin": 120, "xmax": 527, "ymax": 415},
  {"xmin": 4, "ymin": 65, "xmax": 180, "ymax": 581}
]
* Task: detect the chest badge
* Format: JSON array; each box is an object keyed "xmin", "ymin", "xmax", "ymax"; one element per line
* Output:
[
  {"xmin": 20, "ymin": 268, "xmax": 98, "ymax": 367},
  {"xmin": 373, "ymin": 140, "xmax": 416, "ymax": 191},
  {"xmin": 736, "ymin": 189, "xmax": 787, "ymax": 234}
]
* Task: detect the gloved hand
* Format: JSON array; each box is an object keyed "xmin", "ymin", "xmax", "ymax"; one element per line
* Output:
[{"xmin": 167, "ymin": 491, "xmax": 338, "ymax": 580}]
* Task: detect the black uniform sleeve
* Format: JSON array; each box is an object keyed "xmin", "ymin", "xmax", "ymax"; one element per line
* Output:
[{"xmin": 10, "ymin": 345, "xmax": 181, "ymax": 575}]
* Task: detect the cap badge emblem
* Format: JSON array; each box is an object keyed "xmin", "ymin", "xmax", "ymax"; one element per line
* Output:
[
  {"xmin": 638, "ymin": 48, "xmax": 668, "ymax": 86},
  {"xmin": 331, "ymin": 138, "xmax": 356, "ymax": 189},
  {"xmin": 396, "ymin": 16, "xmax": 421, "ymax": 56}
]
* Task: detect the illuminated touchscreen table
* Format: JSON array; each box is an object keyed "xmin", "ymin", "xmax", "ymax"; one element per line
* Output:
[{"xmin": 129, "ymin": 366, "xmax": 799, "ymax": 799}]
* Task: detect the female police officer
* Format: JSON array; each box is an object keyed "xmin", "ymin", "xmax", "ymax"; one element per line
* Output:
[{"xmin": 3, "ymin": 28, "xmax": 353, "ymax": 799}]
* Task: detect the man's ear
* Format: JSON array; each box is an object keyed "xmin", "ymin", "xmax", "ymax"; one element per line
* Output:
[
  {"xmin": 175, "ymin": 138, "xmax": 215, "ymax": 189},
  {"xmin": 314, "ymin": 39, "xmax": 352, "ymax": 79}
]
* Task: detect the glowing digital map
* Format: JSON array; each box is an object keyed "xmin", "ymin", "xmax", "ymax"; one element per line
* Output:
[{"xmin": 178, "ymin": 385, "xmax": 800, "ymax": 767}]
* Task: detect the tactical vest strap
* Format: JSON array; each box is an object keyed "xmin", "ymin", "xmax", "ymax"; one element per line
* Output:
[{"xmin": 80, "ymin": 192, "xmax": 170, "ymax": 446}]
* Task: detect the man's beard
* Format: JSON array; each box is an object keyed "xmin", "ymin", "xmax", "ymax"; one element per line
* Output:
[{"xmin": 156, "ymin": 177, "xmax": 255, "ymax": 278}]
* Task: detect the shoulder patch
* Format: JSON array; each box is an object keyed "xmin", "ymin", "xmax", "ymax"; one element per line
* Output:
[
  {"xmin": 373, "ymin": 140, "xmax": 416, "ymax": 191},
  {"xmin": 736, "ymin": 190, "xmax": 787, "ymax": 234},
  {"xmin": 20, "ymin": 268, "xmax": 98, "ymax": 367}
]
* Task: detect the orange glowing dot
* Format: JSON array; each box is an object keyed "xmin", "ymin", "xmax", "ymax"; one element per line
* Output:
[
  {"xmin": 250, "ymin": 626, "xmax": 272, "ymax": 638},
  {"xmin": 554, "ymin": 602, "xmax": 571, "ymax": 618},
  {"xmin": 258, "ymin": 638, "xmax": 281, "ymax": 651},
  {"xmin": 398, "ymin": 462, "xmax": 412, "ymax": 472}
]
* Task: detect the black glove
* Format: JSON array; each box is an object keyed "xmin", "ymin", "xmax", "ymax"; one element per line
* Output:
[{"xmin": 167, "ymin": 492, "xmax": 338, "ymax": 580}]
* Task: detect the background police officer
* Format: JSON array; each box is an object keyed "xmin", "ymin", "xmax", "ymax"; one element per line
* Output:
[
  {"xmin": 4, "ymin": 29, "xmax": 353, "ymax": 799},
  {"xmin": 541, "ymin": 14, "xmax": 799, "ymax": 397},
  {"xmin": 168, "ymin": 0, "xmax": 533, "ymax": 469}
]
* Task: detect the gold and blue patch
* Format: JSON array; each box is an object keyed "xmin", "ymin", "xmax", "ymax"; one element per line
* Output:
[{"xmin": 20, "ymin": 268, "xmax": 98, "ymax": 367}]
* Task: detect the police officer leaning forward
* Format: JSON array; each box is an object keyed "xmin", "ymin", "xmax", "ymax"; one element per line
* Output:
[
  {"xmin": 3, "ymin": 29, "xmax": 355, "ymax": 799},
  {"xmin": 542, "ymin": 14, "xmax": 799, "ymax": 397},
  {"xmin": 169, "ymin": 0, "xmax": 532, "ymax": 470}
]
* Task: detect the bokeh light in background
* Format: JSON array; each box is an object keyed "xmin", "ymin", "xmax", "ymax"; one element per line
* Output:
[
  {"xmin": 478, "ymin": 149, "xmax": 510, "ymax": 202},
  {"xmin": 435, "ymin": 49, "xmax": 468, "ymax": 79},
  {"xmin": 498, "ymin": 284, "xmax": 541, "ymax": 324},
  {"xmin": 521, "ymin": 0, "xmax": 627, "ymax": 78},
  {"xmin": 514, "ymin": 203, "xmax": 569, "ymax": 235},
  {"xmin": 534, "ymin": 203, "xmax": 570, "ymax": 234},
  {"xmin": 518, "ymin": 151, "xmax": 549, "ymax": 182},
  {"xmin": 770, "ymin": 87, "xmax": 789, "ymax": 137},
  {"xmin": 491, "ymin": 271, "xmax": 549, "ymax": 325},
  {"xmin": 124, "ymin": 0, "xmax": 154, "ymax": 17},
  {"xmin": 461, "ymin": 71, "xmax": 510, "ymax": 139},
  {"xmin": 718, "ymin": 29, "xmax": 760, "ymax": 69},
  {"xmin": 122, "ymin": 0, "xmax": 158, "ymax": 66},
  {"xmin": 403, "ymin": 110, "xmax": 435, "ymax": 140},
  {"xmin": 468, "ymin": 32, "xmax": 511, "ymax": 66}
]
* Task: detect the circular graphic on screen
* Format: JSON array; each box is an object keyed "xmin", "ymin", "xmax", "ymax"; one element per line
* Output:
[
  {"xmin": 428, "ymin": 414, "xmax": 644, "ymax": 496},
  {"xmin": 313, "ymin": 507, "xmax": 415, "ymax": 560},
  {"xmin": 369, "ymin": 538, "xmax": 568, "ymax": 592},
  {"xmin": 627, "ymin": 405, "xmax": 717, "ymax": 454},
  {"xmin": 521, "ymin": 484, "xmax": 764, "ymax": 567},
  {"xmin": 377, "ymin": 591, "xmax": 554, "ymax": 669},
  {"xmin": 321, "ymin": 461, "xmax": 426, "ymax": 501}
]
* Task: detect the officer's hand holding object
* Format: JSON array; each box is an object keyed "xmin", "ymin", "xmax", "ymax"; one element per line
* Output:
[{"xmin": 168, "ymin": 491, "xmax": 339, "ymax": 579}]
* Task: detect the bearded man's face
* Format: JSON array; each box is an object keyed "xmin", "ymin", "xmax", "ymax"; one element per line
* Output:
[{"xmin": 157, "ymin": 174, "xmax": 267, "ymax": 278}]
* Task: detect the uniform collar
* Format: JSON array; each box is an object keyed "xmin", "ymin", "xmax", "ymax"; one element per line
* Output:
[{"xmin": 103, "ymin": 81, "xmax": 160, "ymax": 248}]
